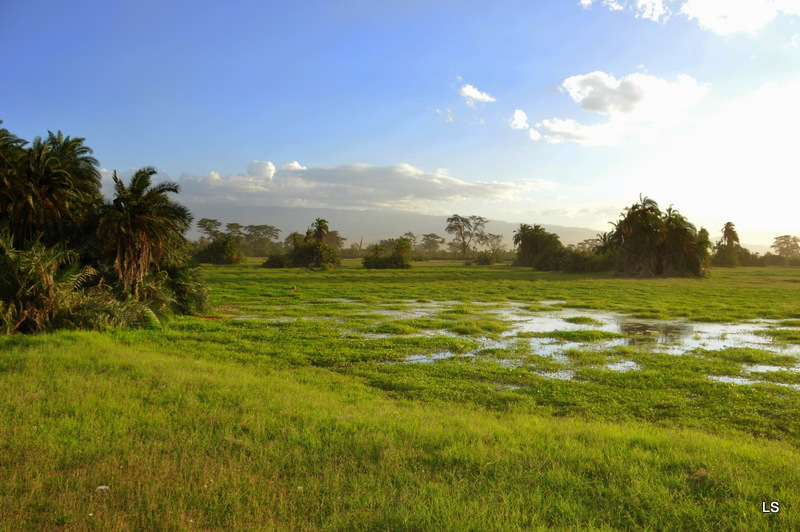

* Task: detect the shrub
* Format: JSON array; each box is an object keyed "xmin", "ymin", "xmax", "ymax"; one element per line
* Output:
[
  {"xmin": 288, "ymin": 241, "xmax": 341, "ymax": 269},
  {"xmin": 475, "ymin": 251, "xmax": 497, "ymax": 265},
  {"xmin": 262, "ymin": 253, "xmax": 290, "ymax": 268},
  {"xmin": 194, "ymin": 234, "xmax": 245, "ymax": 265}
]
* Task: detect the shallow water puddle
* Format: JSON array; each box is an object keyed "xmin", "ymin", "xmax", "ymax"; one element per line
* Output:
[
  {"xmin": 488, "ymin": 305, "xmax": 800, "ymax": 356},
  {"xmin": 396, "ymin": 303, "xmax": 800, "ymax": 384}
]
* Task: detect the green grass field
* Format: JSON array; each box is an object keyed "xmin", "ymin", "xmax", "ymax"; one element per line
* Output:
[{"xmin": 2, "ymin": 261, "xmax": 800, "ymax": 530}]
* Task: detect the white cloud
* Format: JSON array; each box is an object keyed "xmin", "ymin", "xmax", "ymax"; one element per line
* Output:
[
  {"xmin": 459, "ymin": 84, "xmax": 496, "ymax": 108},
  {"xmin": 523, "ymin": 71, "xmax": 709, "ymax": 146},
  {"xmin": 283, "ymin": 161, "xmax": 307, "ymax": 171},
  {"xmin": 788, "ymin": 34, "xmax": 800, "ymax": 48},
  {"xmin": 246, "ymin": 160, "xmax": 276, "ymax": 180},
  {"xmin": 528, "ymin": 128, "xmax": 542, "ymax": 141},
  {"xmin": 563, "ymin": 71, "xmax": 709, "ymax": 123},
  {"xmin": 533, "ymin": 118, "xmax": 628, "ymax": 146},
  {"xmin": 681, "ymin": 0, "xmax": 779, "ymax": 35},
  {"xmin": 178, "ymin": 161, "xmax": 553, "ymax": 212},
  {"xmin": 509, "ymin": 109, "xmax": 529, "ymax": 130},
  {"xmin": 436, "ymin": 108, "xmax": 455, "ymax": 122},
  {"xmin": 578, "ymin": 0, "xmax": 669, "ymax": 21},
  {"xmin": 581, "ymin": 0, "xmax": 800, "ymax": 33}
]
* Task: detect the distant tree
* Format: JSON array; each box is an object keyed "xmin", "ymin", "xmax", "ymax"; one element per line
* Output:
[
  {"xmin": 245, "ymin": 224, "xmax": 280, "ymax": 241},
  {"xmin": 576, "ymin": 239, "xmax": 600, "ymax": 253},
  {"xmin": 225, "ymin": 222, "xmax": 244, "ymax": 239},
  {"xmin": 513, "ymin": 224, "xmax": 564, "ymax": 270},
  {"xmin": 195, "ymin": 234, "xmax": 245, "ymax": 265},
  {"xmin": 720, "ymin": 222, "xmax": 740, "ymax": 247},
  {"xmin": 403, "ymin": 232, "xmax": 418, "ymax": 249},
  {"xmin": 197, "ymin": 218, "xmax": 222, "ymax": 240},
  {"xmin": 445, "ymin": 214, "xmax": 487, "ymax": 257},
  {"xmin": 366, "ymin": 243, "xmax": 386, "ymax": 258},
  {"xmin": 421, "ymin": 233, "xmax": 445, "ymax": 253},
  {"xmin": 363, "ymin": 237, "xmax": 412, "ymax": 269},
  {"xmin": 311, "ymin": 218, "xmax": 329, "ymax": 243},
  {"xmin": 483, "ymin": 233, "xmax": 505, "ymax": 254},
  {"xmin": 324, "ymin": 230, "xmax": 346, "ymax": 251},
  {"xmin": 712, "ymin": 221, "xmax": 743, "ymax": 267},
  {"xmin": 771, "ymin": 235, "xmax": 800, "ymax": 258},
  {"xmin": 243, "ymin": 224, "xmax": 281, "ymax": 257},
  {"xmin": 284, "ymin": 231, "xmax": 304, "ymax": 250}
]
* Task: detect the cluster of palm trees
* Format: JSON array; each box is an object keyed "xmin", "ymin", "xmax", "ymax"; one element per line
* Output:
[
  {"xmin": 602, "ymin": 197, "xmax": 711, "ymax": 277},
  {"xmin": 511, "ymin": 197, "xmax": 711, "ymax": 277},
  {"xmin": 0, "ymin": 122, "xmax": 205, "ymax": 333}
]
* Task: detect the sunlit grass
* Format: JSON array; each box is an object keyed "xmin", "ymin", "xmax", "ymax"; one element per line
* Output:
[{"xmin": 3, "ymin": 263, "xmax": 800, "ymax": 529}]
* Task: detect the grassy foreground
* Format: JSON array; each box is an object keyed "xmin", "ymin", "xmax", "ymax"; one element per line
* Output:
[{"xmin": 2, "ymin": 261, "xmax": 800, "ymax": 530}]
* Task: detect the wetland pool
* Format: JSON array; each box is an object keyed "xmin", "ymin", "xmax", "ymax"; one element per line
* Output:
[{"xmin": 365, "ymin": 300, "xmax": 800, "ymax": 386}]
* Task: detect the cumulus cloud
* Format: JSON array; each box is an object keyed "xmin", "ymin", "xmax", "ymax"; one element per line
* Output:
[
  {"xmin": 177, "ymin": 161, "xmax": 553, "ymax": 212},
  {"xmin": 246, "ymin": 160, "xmax": 276, "ymax": 180},
  {"xmin": 283, "ymin": 161, "xmax": 307, "ymax": 171},
  {"xmin": 518, "ymin": 71, "xmax": 709, "ymax": 146},
  {"xmin": 581, "ymin": 0, "xmax": 800, "ymax": 33},
  {"xmin": 459, "ymin": 84, "xmax": 496, "ymax": 108},
  {"xmin": 509, "ymin": 109, "xmax": 529, "ymax": 130}
]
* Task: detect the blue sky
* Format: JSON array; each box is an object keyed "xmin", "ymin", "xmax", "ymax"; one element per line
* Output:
[{"xmin": 2, "ymin": 0, "xmax": 799, "ymax": 246}]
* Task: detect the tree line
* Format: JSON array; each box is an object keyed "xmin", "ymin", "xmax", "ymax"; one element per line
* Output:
[{"xmin": 0, "ymin": 122, "xmax": 206, "ymax": 334}]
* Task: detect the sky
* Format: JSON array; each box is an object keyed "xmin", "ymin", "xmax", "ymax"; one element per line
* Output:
[{"xmin": 2, "ymin": 0, "xmax": 799, "ymax": 246}]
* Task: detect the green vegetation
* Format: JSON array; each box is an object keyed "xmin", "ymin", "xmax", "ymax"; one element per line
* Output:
[
  {"xmin": 0, "ymin": 124, "xmax": 206, "ymax": 333},
  {"xmin": 3, "ymin": 262, "xmax": 800, "ymax": 529}
]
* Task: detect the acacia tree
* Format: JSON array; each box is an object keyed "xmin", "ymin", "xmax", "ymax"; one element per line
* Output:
[
  {"xmin": 446, "ymin": 214, "xmax": 487, "ymax": 257},
  {"xmin": 421, "ymin": 233, "xmax": 445, "ymax": 253},
  {"xmin": 771, "ymin": 235, "xmax": 800, "ymax": 258},
  {"xmin": 97, "ymin": 167, "xmax": 192, "ymax": 298}
]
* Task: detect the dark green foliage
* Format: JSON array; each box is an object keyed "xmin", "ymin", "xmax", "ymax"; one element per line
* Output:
[
  {"xmin": 363, "ymin": 237, "xmax": 412, "ymax": 269},
  {"xmin": 513, "ymin": 224, "xmax": 564, "ymax": 270},
  {"xmin": 475, "ymin": 251, "xmax": 497, "ymax": 265},
  {"xmin": 608, "ymin": 197, "xmax": 710, "ymax": 277},
  {"xmin": 262, "ymin": 253, "xmax": 290, "ymax": 268},
  {"xmin": 194, "ymin": 234, "xmax": 245, "ymax": 265},
  {"xmin": 261, "ymin": 220, "xmax": 343, "ymax": 269},
  {"xmin": 561, "ymin": 249, "xmax": 616, "ymax": 273},
  {"xmin": 0, "ymin": 123, "xmax": 207, "ymax": 333},
  {"xmin": 288, "ymin": 240, "xmax": 341, "ymax": 269}
]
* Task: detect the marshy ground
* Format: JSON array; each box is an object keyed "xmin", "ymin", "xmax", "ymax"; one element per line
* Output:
[{"xmin": 2, "ymin": 260, "xmax": 800, "ymax": 530}]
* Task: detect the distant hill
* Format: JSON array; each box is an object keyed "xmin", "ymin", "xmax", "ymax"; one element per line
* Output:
[{"xmin": 188, "ymin": 205, "xmax": 602, "ymax": 248}]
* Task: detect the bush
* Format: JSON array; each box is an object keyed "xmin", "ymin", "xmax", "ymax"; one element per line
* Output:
[
  {"xmin": 475, "ymin": 251, "xmax": 497, "ymax": 265},
  {"xmin": 194, "ymin": 235, "xmax": 245, "ymax": 264},
  {"xmin": 262, "ymin": 253, "xmax": 290, "ymax": 268},
  {"xmin": 287, "ymin": 241, "xmax": 341, "ymax": 269},
  {"xmin": 363, "ymin": 254, "xmax": 412, "ymax": 269}
]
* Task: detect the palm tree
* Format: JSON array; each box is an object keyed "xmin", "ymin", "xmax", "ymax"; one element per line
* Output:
[
  {"xmin": 97, "ymin": 167, "xmax": 192, "ymax": 299},
  {"xmin": 311, "ymin": 218, "xmax": 329, "ymax": 243},
  {"xmin": 720, "ymin": 222, "xmax": 739, "ymax": 248},
  {"xmin": 1, "ymin": 131, "xmax": 101, "ymax": 248}
]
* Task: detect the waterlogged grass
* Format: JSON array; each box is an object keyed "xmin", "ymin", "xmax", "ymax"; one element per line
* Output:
[
  {"xmin": 3, "ymin": 262, "xmax": 800, "ymax": 529},
  {"xmin": 521, "ymin": 330, "xmax": 627, "ymax": 342}
]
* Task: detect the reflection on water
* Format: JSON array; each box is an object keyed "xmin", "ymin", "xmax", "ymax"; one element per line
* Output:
[{"xmin": 395, "ymin": 302, "xmax": 800, "ymax": 384}]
